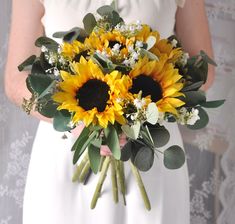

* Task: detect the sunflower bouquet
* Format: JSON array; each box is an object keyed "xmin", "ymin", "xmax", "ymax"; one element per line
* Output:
[{"xmin": 19, "ymin": 4, "xmax": 224, "ymax": 210}]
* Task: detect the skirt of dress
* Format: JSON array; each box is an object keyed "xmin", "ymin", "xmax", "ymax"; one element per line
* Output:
[{"xmin": 23, "ymin": 121, "xmax": 190, "ymax": 224}]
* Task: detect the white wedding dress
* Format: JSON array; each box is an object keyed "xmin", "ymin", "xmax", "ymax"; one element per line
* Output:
[{"xmin": 23, "ymin": 0, "xmax": 190, "ymax": 223}]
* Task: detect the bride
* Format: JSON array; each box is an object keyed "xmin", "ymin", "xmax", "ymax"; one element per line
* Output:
[{"xmin": 4, "ymin": 0, "xmax": 214, "ymax": 223}]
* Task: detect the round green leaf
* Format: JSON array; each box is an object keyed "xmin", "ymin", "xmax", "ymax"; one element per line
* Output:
[
  {"xmin": 97, "ymin": 5, "xmax": 114, "ymax": 16},
  {"xmin": 35, "ymin": 37, "xmax": 59, "ymax": 52},
  {"xmin": 146, "ymin": 103, "xmax": 159, "ymax": 125},
  {"xmin": 83, "ymin": 13, "xmax": 97, "ymax": 34},
  {"xmin": 120, "ymin": 140, "xmax": 132, "ymax": 161},
  {"xmin": 164, "ymin": 145, "xmax": 185, "ymax": 169},
  {"xmin": 148, "ymin": 124, "xmax": 170, "ymax": 148},
  {"xmin": 187, "ymin": 107, "xmax": 209, "ymax": 130},
  {"xmin": 183, "ymin": 91, "xmax": 206, "ymax": 107},
  {"xmin": 53, "ymin": 110, "xmax": 72, "ymax": 132},
  {"xmin": 27, "ymin": 74, "xmax": 53, "ymax": 95},
  {"xmin": 121, "ymin": 122, "xmax": 141, "ymax": 140},
  {"xmin": 134, "ymin": 146, "xmax": 154, "ymax": 172}
]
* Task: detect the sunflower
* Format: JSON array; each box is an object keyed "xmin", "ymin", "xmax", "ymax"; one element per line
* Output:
[
  {"xmin": 61, "ymin": 40, "xmax": 89, "ymax": 61},
  {"xmin": 85, "ymin": 30, "xmax": 131, "ymax": 61},
  {"xmin": 52, "ymin": 57, "xmax": 132, "ymax": 128},
  {"xmin": 150, "ymin": 39, "xmax": 183, "ymax": 64},
  {"xmin": 135, "ymin": 24, "xmax": 160, "ymax": 43},
  {"xmin": 129, "ymin": 57, "xmax": 185, "ymax": 115}
]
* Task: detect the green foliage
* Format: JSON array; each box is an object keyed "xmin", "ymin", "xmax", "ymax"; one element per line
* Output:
[
  {"xmin": 37, "ymin": 94, "xmax": 58, "ymax": 118},
  {"xmin": 53, "ymin": 110, "xmax": 72, "ymax": 132},
  {"xmin": 133, "ymin": 146, "xmax": 154, "ymax": 172},
  {"xmin": 83, "ymin": 13, "xmax": 97, "ymax": 34},
  {"xmin": 146, "ymin": 103, "xmax": 159, "ymax": 125},
  {"xmin": 182, "ymin": 91, "xmax": 206, "ymax": 107},
  {"xmin": 53, "ymin": 27, "xmax": 88, "ymax": 43},
  {"xmin": 18, "ymin": 55, "xmax": 36, "ymax": 72},
  {"xmin": 182, "ymin": 81, "xmax": 204, "ymax": 92},
  {"xmin": 26, "ymin": 74, "xmax": 53, "ymax": 96},
  {"xmin": 88, "ymin": 138, "xmax": 102, "ymax": 174},
  {"xmin": 147, "ymin": 124, "xmax": 170, "ymax": 148},
  {"xmin": 140, "ymin": 49, "xmax": 159, "ymax": 61},
  {"xmin": 71, "ymin": 127, "xmax": 90, "ymax": 151},
  {"xmin": 120, "ymin": 140, "xmax": 133, "ymax": 161},
  {"xmin": 164, "ymin": 145, "xmax": 185, "ymax": 169},
  {"xmin": 187, "ymin": 107, "xmax": 209, "ymax": 130},
  {"xmin": 200, "ymin": 99, "xmax": 225, "ymax": 108},
  {"xmin": 121, "ymin": 122, "xmax": 141, "ymax": 140},
  {"xmin": 73, "ymin": 130, "xmax": 98, "ymax": 164},
  {"xmin": 104, "ymin": 125, "xmax": 121, "ymax": 160},
  {"xmin": 35, "ymin": 37, "xmax": 59, "ymax": 52}
]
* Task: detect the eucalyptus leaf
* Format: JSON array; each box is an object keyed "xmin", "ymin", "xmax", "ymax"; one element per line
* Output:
[
  {"xmin": 73, "ymin": 130, "xmax": 98, "ymax": 164},
  {"xmin": 104, "ymin": 126, "xmax": 121, "ymax": 160},
  {"xmin": 83, "ymin": 13, "xmax": 97, "ymax": 34},
  {"xmin": 53, "ymin": 110, "xmax": 72, "ymax": 132},
  {"xmin": 32, "ymin": 60, "xmax": 45, "ymax": 76},
  {"xmin": 147, "ymin": 124, "xmax": 170, "ymax": 148},
  {"xmin": 27, "ymin": 74, "xmax": 53, "ymax": 95},
  {"xmin": 146, "ymin": 103, "xmax": 159, "ymax": 125},
  {"xmin": 200, "ymin": 50, "xmax": 217, "ymax": 66},
  {"xmin": 134, "ymin": 146, "xmax": 154, "ymax": 172},
  {"xmin": 120, "ymin": 140, "xmax": 133, "ymax": 161},
  {"xmin": 146, "ymin": 36, "xmax": 156, "ymax": 50},
  {"xmin": 121, "ymin": 122, "xmax": 141, "ymax": 140},
  {"xmin": 182, "ymin": 81, "xmax": 204, "ymax": 92},
  {"xmin": 35, "ymin": 37, "xmax": 59, "ymax": 52},
  {"xmin": 53, "ymin": 27, "xmax": 88, "ymax": 43},
  {"xmin": 140, "ymin": 49, "xmax": 159, "ymax": 61},
  {"xmin": 37, "ymin": 94, "xmax": 58, "ymax": 118},
  {"xmin": 18, "ymin": 55, "xmax": 36, "ymax": 72},
  {"xmin": 164, "ymin": 145, "xmax": 185, "ymax": 169},
  {"xmin": 182, "ymin": 91, "xmax": 206, "ymax": 107},
  {"xmin": 71, "ymin": 127, "xmax": 90, "ymax": 151},
  {"xmin": 200, "ymin": 99, "xmax": 225, "ymax": 108},
  {"xmin": 187, "ymin": 107, "xmax": 209, "ymax": 130},
  {"xmin": 97, "ymin": 5, "xmax": 114, "ymax": 16},
  {"xmin": 88, "ymin": 139, "xmax": 102, "ymax": 174}
]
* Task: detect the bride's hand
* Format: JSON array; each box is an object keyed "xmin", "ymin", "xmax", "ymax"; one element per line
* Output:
[{"xmin": 100, "ymin": 133, "xmax": 127, "ymax": 156}]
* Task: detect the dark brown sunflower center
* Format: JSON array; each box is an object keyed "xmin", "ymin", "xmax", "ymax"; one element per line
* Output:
[
  {"xmin": 129, "ymin": 75, "xmax": 163, "ymax": 102},
  {"xmin": 74, "ymin": 50, "xmax": 89, "ymax": 62},
  {"xmin": 76, "ymin": 79, "xmax": 110, "ymax": 112},
  {"xmin": 108, "ymin": 40, "xmax": 125, "ymax": 50}
]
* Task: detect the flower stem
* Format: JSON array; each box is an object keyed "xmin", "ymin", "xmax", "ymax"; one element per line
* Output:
[
  {"xmin": 130, "ymin": 161, "xmax": 151, "ymax": 211},
  {"xmin": 79, "ymin": 160, "xmax": 91, "ymax": 183},
  {"xmin": 72, "ymin": 150, "xmax": 88, "ymax": 182},
  {"xmin": 99, "ymin": 156, "xmax": 105, "ymax": 172},
  {"xmin": 111, "ymin": 158, "xmax": 119, "ymax": 203},
  {"xmin": 90, "ymin": 156, "xmax": 111, "ymax": 209},
  {"xmin": 116, "ymin": 160, "xmax": 126, "ymax": 205}
]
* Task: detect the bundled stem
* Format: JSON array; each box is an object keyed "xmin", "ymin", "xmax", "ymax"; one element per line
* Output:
[
  {"xmin": 116, "ymin": 160, "xmax": 126, "ymax": 205},
  {"xmin": 111, "ymin": 159, "xmax": 119, "ymax": 203},
  {"xmin": 130, "ymin": 161, "xmax": 151, "ymax": 211},
  {"xmin": 90, "ymin": 156, "xmax": 111, "ymax": 209},
  {"xmin": 72, "ymin": 150, "xmax": 89, "ymax": 182},
  {"xmin": 79, "ymin": 160, "xmax": 91, "ymax": 183}
]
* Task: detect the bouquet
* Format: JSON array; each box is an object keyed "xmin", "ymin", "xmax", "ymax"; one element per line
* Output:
[{"xmin": 18, "ymin": 4, "xmax": 225, "ymax": 210}]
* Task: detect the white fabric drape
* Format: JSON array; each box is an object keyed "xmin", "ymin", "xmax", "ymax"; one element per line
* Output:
[{"xmin": 0, "ymin": 0, "xmax": 235, "ymax": 223}]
